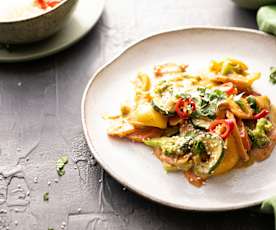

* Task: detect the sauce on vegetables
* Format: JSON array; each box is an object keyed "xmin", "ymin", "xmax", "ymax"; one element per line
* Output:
[{"xmin": 106, "ymin": 59, "xmax": 276, "ymax": 187}]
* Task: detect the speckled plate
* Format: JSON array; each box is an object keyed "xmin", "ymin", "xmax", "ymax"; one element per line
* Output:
[
  {"xmin": 82, "ymin": 27, "xmax": 276, "ymax": 211},
  {"xmin": 0, "ymin": 0, "xmax": 105, "ymax": 62}
]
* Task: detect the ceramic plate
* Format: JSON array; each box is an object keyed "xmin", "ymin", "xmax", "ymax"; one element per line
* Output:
[
  {"xmin": 82, "ymin": 27, "xmax": 276, "ymax": 211},
  {"xmin": 0, "ymin": 0, "xmax": 105, "ymax": 62}
]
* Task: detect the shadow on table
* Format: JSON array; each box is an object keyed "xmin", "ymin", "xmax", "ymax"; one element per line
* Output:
[{"xmin": 230, "ymin": 5, "xmax": 258, "ymax": 29}]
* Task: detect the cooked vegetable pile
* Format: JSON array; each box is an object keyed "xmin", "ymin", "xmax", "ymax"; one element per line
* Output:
[{"xmin": 106, "ymin": 59, "xmax": 276, "ymax": 187}]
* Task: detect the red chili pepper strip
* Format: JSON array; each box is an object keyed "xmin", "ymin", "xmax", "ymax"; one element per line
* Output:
[
  {"xmin": 240, "ymin": 128, "xmax": 251, "ymax": 151},
  {"xmin": 218, "ymin": 82, "xmax": 238, "ymax": 96},
  {"xmin": 175, "ymin": 98, "xmax": 196, "ymax": 119},
  {"xmin": 254, "ymin": 109, "xmax": 269, "ymax": 120},
  {"xmin": 209, "ymin": 119, "xmax": 235, "ymax": 139},
  {"xmin": 36, "ymin": 0, "xmax": 48, "ymax": 9},
  {"xmin": 47, "ymin": 0, "xmax": 61, "ymax": 7}
]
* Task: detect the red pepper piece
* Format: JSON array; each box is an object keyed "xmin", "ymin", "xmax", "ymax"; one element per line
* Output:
[
  {"xmin": 36, "ymin": 0, "xmax": 48, "ymax": 9},
  {"xmin": 218, "ymin": 82, "xmax": 238, "ymax": 96},
  {"xmin": 209, "ymin": 119, "xmax": 235, "ymax": 139},
  {"xmin": 175, "ymin": 98, "xmax": 196, "ymax": 119},
  {"xmin": 240, "ymin": 128, "xmax": 252, "ymax": 151},
  {"xmin": 47, "ymin": 0, "xmax": 61, "ymax": 7},
  {"xmin": 254, "ymin": 109, "xmax": 269, "ymax": 120}
]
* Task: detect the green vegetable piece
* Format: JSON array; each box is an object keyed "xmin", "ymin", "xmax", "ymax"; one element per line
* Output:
[
  {"xmin": 208, "ymin": 89, "xmax": 226, "ymax": 101},
  {"xmin": 192, "ymin": 140, "xmax": 206, "ymax": 155},
  {"xmin": 221, "ymin": 61, "xmax": 234, "ymax": 75},
  {"xmin": 191, "ymin": 116, "xmax": 213, "ymax": 130},
  {"xmin": 43, "ymin": 192, "xmax": 49, "ymax": 201},
  {"xmin": 193, "ymin": 133, "xmax": 224, "ymax": 177},
  {"xmin": 152, "ymin": 80, "xmax": 177, "ymax": 116},
  {"xmin": 236, "ymin": 100, "xmax": 246, "ymax": 111},
  {"xmin": 248, "ymin": 118, "xmax": 273, "ymax": 148},
  {"xmin": 234, "ymin": 93, "xmax": 248, "ymax": 111},
  {"xmin": 256, "ymin": 118, "xmax": 273, "ymax": 132},
  {"xmin": 269, "ymin": 67, "xmax": 276, "ymax": 84},
  {"xmin": 257, "ymin": 5, "xmax": 276, "ymax": 36},
  {"xmin": 144, "ymin": 136, "xmax": 192, "ymax": 156},
  {"xmin": 56, "ymin": 155, "xmax": 69, "ymax": 176},
  {"xmin": 48, "ymin": 228, "xmax": 54, "ymax": 230},
  {"xmin": 194, "ymin": 87, "xmax": 226, "ymax": 119},
  {"xmin": 247, "ymin": 95, "xmax": 260, "ymax": 113}
]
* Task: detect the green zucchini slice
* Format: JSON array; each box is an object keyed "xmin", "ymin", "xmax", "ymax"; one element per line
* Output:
[
  {"xmin": 191, "ymin": 117, "xmax": 213, "ymax": 129},
  {"xmin": 152, "ymin": 81, "xmax": 177, "ymax": 116},
  {"xmin": 193, "ymin": 133, "xmax": 224, "ymax": 177}
]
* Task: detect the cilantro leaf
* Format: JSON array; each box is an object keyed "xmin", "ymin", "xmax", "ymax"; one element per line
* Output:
[
  {"xmin": 56, "ymin": 155, "xmax": 69, "ymax": 177},
  {"xmin": 43, "ymin": 192, "xmax": 49, "ymax": 201}
]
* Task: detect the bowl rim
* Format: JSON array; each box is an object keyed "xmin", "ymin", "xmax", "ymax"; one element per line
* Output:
[{"xmin": 0, "ymin": 0, "xmax": 74, "ymax": 24}]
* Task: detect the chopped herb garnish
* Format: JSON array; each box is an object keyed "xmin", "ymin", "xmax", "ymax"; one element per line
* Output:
[
  {"xmin": 235, "ymin": 99, "xmax": 245, "ymax": 111},
  {"xmin": 208, "ymin": 89, "xmax": 226, "ymax": 101},
  {"xmin": 56, "ymin": 155, "xmax": 69, "ymax": 176},
  {"xmin": 197, "ymin": 87, "xmax": 207, "ymax": 96},
  {"xmin": 48, "ymin": 228, "xmax": 54, "ymax": 230},
  {"xmin": 192, "ymin": 140, "xmax": 206, "ymax": 155},
  {"xmin": 269, "ymin": 67, "xmax": 276, "ymax": 84},
  {"xmin": 193, "ymin": 88, "xmax": 226, "ymax": 119},
  {"xmin": 43, "ymin": 192, "xmax": 49, "ymax": 201},
  {"xmin": 234, "ymin": 93, "xmax": 246, "ymax": 111}
]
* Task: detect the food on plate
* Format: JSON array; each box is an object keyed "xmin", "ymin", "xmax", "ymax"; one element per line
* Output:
[
  {"xmin": 106, "ymin": 59, "xmax": 276, "ymax": 187},
  {"xmin": 0, "ymin": 0, "xmax": 63, "ymax": 21}
]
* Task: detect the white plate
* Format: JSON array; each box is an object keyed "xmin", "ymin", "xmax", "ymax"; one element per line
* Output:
[
  {"xmin": 0, "ymin": 0, "xmax": 105, "ymax": 62},
  {"xmin": 82, "ymin": 27, "xmax": 276, "ymax": 211}
]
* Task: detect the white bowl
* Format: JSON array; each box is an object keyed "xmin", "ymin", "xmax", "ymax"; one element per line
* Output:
[{"xmin": 0, "ymin": 0, "xmax": 78, "ymax": 44}]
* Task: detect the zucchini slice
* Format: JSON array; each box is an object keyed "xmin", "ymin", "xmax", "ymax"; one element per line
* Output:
[
  {"xmin": 152, "ymin": 99, "xmax": 176, "ymax": 116},
  {"xmin": 144, "ymin": 136, "xmax": 192, "ymax": 156},
  {"xmin": 193, "ymin": 133, "xmax": 224, "ymax": 177},
  {"xmin": 191, "ymin": 117, "xmax": 213, "ymax": 129},
  {"xmin": 152, "ymin": 81, "xmax": 177, "ymax": 116}
]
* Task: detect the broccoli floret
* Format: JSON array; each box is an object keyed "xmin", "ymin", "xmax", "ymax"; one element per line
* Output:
[
  {"xmin": 248, "ymin": 118, "xmax": 273, "ymax": 148},
  {"xmin": 144, "ymin": 135, "xmax": 192, "ymax": 156}
]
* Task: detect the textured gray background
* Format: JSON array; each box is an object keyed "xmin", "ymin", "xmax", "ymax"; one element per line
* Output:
[{"xmin": 0, "ymin": 0, "xmax": 274, "ymax": 229}]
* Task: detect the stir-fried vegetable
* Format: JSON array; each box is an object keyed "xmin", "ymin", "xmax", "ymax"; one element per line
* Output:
[
  {"xmin": 254, "ymin": 109, "xmax": 269, "ymax": 120},
  {"xmin": 247, "ymin": 95, "xmax": 260, "ymax": 113},
  {"xmin": 217, "ymin": 82, "xmax": 238, "ymax": 96},
  {"xmin": 175, "ymin": 98, "xmax": 196, "ymax": 119},
  {"xmin": 106, "ymin": 59, "xmax": 276, "ymax": 187},
  {"xmin": 209, "ymin": 119, "xmax": 234, "ymax": 139},
  {"xmin": 248, "ymin": 118, "xmax": 273, "ymax": 148}
]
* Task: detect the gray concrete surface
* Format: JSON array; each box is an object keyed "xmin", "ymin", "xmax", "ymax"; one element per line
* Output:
[{"xmin": 0, "ymin": 0, "xmax": 274, "ymax": 229}]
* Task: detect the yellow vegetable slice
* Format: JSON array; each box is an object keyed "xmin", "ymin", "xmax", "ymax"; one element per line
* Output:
[
  {"xmin": 213, "ymin": 135, "xmax": 240, "ymax": 175},
  {"xmin": 227, "ymin": 98, "xmax": 253, "ymax": 119},
  {"xmin": 107, "ymin": 117, "xmax": 136, "ymax": 137},
  {"xmin": 210, "ymin": 72, "xmax": 260, "ymax": 90},
  {"xmin": 129, "ymin": 103, "xmax": 168, "ymax": 129},
  {"xmin": 255, "ymin": 95, "xmax": 271, "ymax": 110}
]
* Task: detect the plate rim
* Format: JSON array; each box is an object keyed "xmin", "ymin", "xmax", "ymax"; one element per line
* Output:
[
  {"xmin": 81, "ymin": 26, "xmax": 275, "ymax": 211},
  {"xmin": 0, "ymin": 0, "xmax": 105, "ymax": 63}
]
